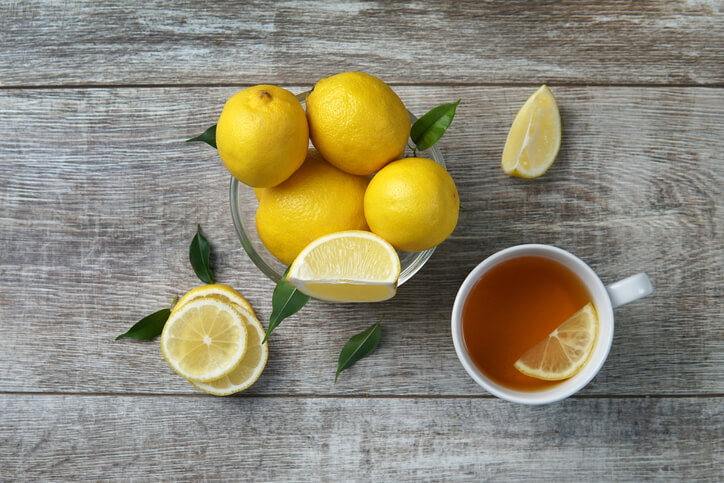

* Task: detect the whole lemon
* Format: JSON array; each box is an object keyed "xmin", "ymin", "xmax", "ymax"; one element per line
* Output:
[
  {"xmin": 256, "ymin": 149, "xmax": 369, "ymax": 265},
  {"xmin": 306, "ymin": 72, "xmax": 410, "ymax": 176},
  {"xmin": 217, "ymin": 85, "xmax": 308, "ymax": 188},
  {"xmin": 364, "ymin": 157, "xmax": 459, "ymax": 252}
]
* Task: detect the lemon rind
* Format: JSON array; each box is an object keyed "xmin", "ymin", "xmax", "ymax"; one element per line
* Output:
[{"xmin": 174, "ymin": 284, "xmax": 256, "ymax": 317}]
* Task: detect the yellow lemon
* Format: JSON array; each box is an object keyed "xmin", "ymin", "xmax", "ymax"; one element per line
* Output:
[
  {"xmin": 217, "ymin": 85, "xmax": 308, "ymax": 187},
  {"xmin": 364, "ymin": 157, "xmax": 459, "ymax": 252},
  {"xmin": 501, "ymin": 85, "xmax": 561, "ymax": 178},
  {"xmin": 287, "ymin": 231, "xmax": 400, "ymax": 303},
  {"xmin": 256, "ymin": 149, "xmax": 369, "ymax": 265},
  {"xmin": 514, "ymin": 303, "xmax": 598, "ymax": 380},
  {"xmin": 306, "ymin": 72, "xmax": 410, "ymax": 175}
]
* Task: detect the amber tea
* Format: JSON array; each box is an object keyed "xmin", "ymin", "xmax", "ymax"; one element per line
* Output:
[{"xmin": 461, "ymin": 256, "xmax": 593, "ymax": 391}]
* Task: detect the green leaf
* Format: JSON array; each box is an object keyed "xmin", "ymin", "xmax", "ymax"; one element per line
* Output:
[
  {"xmin": 116, "ymin": 296, "xmax": 178, "ymax": 340},
  {"xmin": 335, "ymin": 318, "xmax": 382, "ymax": 383},
  {"xmin": 189, "ymin": 224, "xmax": 214, "ymax": 284},
  {"xmin": 264, "ymin": 266, "xmax": 310, "ymax": 343},
  {"xmin": 186, "ymin": 125, "xmax": 217, "ymax": 149},
  {"xmin": 410, "ymin": 100, "xmax": 461, "ymax": 152}
]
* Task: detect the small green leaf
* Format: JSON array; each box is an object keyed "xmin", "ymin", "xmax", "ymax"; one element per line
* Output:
[
  {"xmin": 335, "ymin": 318, "xmax": 382, "ymax": 383},
  {"xmin": 410, "ymin": 100, "xmax": 461, "ymax": 152},
  {"xmin": 264, "ymin": 266, "xmax": 310, "ymax": 343},
  {"xmin": 189, "ymin": 224, "xmax": 214, "ymax": 284},
  {"xmin": 186, "ymin": 125, "xmax": 217, "ymax": 149},
  {"xmin": 116, "ymin": 296, "xmax": 178, "ymax": 340}
]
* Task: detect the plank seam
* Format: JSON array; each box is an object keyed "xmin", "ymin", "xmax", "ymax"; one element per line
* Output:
[
  {"xmin": 1, "ymin": 83, "xmax": 724, "ymax": 90},
  {"xmin": 0, "ymin": 392, "xmax": 721, "ymax": 399}
]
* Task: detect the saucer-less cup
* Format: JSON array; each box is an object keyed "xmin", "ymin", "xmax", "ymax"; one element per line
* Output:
[{"xmin": 451, "ymin": 244, "xmax": 653, "ymax": 404}]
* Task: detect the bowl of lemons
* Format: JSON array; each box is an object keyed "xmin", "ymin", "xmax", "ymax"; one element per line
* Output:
[{"xmin": 226, "ymin": 72, "xmax": 457, "ymax": 301}]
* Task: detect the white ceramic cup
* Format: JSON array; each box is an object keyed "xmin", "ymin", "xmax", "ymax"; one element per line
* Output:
[{"xmin": 451, "ymin": 244, "xmax": 653, "ymax": 405}]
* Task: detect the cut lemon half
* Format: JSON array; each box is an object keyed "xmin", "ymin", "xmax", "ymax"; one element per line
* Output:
[
  {"xmin": 287, "ymin": 230, "xmax": 401, "ymax": 302},
  {"xmin": 174, "ymin": 283, "xmax": 256, "ymax": 317},
  {"xmin": 190, "ymin": 306, "xmax": 269, "ymax": 396},
  {"xmin": 160, "ymin": 297, "xmax": 248, "ymax": 383},
  {"xmin": 502, "ymin": 85, "xmax": 561, "ymax": 178},
  {"xmin": 514, "ymin": 302, "xmax": 598, "ymax": 381}
]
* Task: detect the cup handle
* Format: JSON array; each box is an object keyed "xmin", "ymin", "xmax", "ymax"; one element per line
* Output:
[{"xmin": 606, "ymin": 273, "xmax": 653, "ymax": 309}]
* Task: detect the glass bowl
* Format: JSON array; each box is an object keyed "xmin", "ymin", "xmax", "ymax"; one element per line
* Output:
[{"xmin": 230, "ymin": 91, "xmax": 446, "ymax": 284}]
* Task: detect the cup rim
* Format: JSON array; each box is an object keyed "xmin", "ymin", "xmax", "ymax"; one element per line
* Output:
[{"xmin": 450, "ymin": 244, "xmax": 615, "ymax": 404}]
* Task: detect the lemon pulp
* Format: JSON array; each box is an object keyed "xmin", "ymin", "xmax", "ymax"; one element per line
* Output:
[
  {"xmin": 190, "ymin": 306, "xmax": 269, "ymax": 396},
  {"xmin": 160, "ymin": 297, "xmax": 248, "ymax": 383}
]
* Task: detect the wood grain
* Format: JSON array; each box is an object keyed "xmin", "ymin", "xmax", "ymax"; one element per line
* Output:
[
  {"xmin": 1, "ymin": 1, "xmax": 723, "ymax": 87},
  {"xmin": 1, "ymin": 395, "xmax": 721, "ymax": 480},
  {"xmin": 0, "ymin": 86, "xmax": 721, "ymax": 396}
]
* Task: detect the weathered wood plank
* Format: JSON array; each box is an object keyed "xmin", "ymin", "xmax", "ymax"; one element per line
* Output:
[
  {"xmin": 1, "ymin": 395, "xmax": 721, "ymax": 480},
  {"xmin": 0, "ymin": 86, "xmax": 721, "ymax": 395},
  {"xmin": 1, "ymin": 1, "xmax": 723, "ymax": 86}
]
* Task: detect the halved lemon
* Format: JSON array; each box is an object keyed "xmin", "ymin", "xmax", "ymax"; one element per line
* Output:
[
  {"xmin": 287, "ymin": 230, "xmax": 401, "ymax": 302},
  {"xmin": 502, "ymin": 85, "xmax": 561, "ymax": 178},
  {"xmin": 160, "ymin": 297, "xmax": 248, "ymax": 383},
  {"xmin": 174, "ymin": 283, "xmax": 256, "ymax": 317},
  {"xmin": 190, "ymin": 306, "xmax": 269, "ymax": 396},
  {"xmin": 514, "ymin": 302, "xmax": 598, "ymax": 381}
]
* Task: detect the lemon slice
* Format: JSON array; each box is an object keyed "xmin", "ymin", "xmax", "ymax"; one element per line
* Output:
[
  {"xmin": 514, "ymin": 302, "xmax": 598, "ymax": 381},
  {"xmin": 160, "ymin": 297, "xmax": 248, "ymax": 383},
  {"xmin": 174, "ymin": 284, "xmax": 256, "ymax": 317},
  {"xmin": 502, "ymin": 85, "xmax": 561, "ymax": 178},
  {"xmin": 190, "ymin": 306, "xmax": 269, "ymax": 396},
  {"xmin": 287, "ymin": 230, "xmax": 401, "ymax": 302}
]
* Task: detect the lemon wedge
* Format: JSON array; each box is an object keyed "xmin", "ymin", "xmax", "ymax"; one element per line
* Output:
[
  {"xmin": 287, "ymin": 230, "xmax": 401, "ymax": 302},
  {"xmin": 514, "ymin": 303, "xmax": 598, "ymax": 381},
  {"xmin": 502, "ymin": 85, "xmax": 561, "ymax": 178},
  {"xmin": 174, "ymin": 283, "xmax": 256, "ymax": 317},
  {"xmin": 190, "ymin": 306, "xmax": 269, "ymax": 396},
  {"xmin": 160, "ymin": 297, "xmax": 248, "ymax": 383}
]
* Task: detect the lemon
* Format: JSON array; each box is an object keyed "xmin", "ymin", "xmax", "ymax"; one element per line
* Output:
[
  {"xmin": 217, "ymin": 85, "xmax": 308, "ymax": 188},
  {"xmin": 189, "ymin": 306, "xmax": 269, "ymax": 396},
  {"xmin": 160, "ymin": 297, "xmax": 248, "ymax": 383},
  {"xmin": 174, "ymin": 283, "xmax": 255, "ymax": 317},
  {"xmin": 514, "ymin": 303, "xmax": 598, "ymax": 381},
  {"xmin": 306, "ymin": 71, "xmax": 410, "ymax": 175},
  {"xmin": 287, "ymin": 230, "xmax": 400, "ymax": 302},
  {"xmin": 364, "ymin": 157, "xmax": 459, "ymax": 252},
  {"xmin": 256, "ymin": 149, "xmax": 369, "ymax": 265},
  {"xmin": 501, "ymin": 85, "xmax": 561, "ymax": 178}
]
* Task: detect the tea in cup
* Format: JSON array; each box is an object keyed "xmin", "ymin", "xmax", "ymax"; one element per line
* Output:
[{"xmin": 451, "ymin": 244, "xmax": 652, "ymax": 404}]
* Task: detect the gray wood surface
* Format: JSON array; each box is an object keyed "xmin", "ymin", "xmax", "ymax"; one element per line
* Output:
[
  {"xmin": 2, "ymin": 395, "xmax": 722, "ymax": 480},
  {"xmin": 1, "ymin": 1, "xmax": 722, "ymax": 480},
  {"xmin": 1, "ymin": 1, "xmax": 723, "ymax": 87},
  {"xmin": 1, "ymin": 86, "xmax": 721, "ymax": 397}
]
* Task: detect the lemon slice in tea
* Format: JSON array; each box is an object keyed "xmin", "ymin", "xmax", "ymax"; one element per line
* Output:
[
  {"xmin": 514, "ymin": 302, "xmax": 598, "ymax": 381},
  {"xmin": 287, "ymin": 230, "xmax": 400, "ymax": 302},
  {"xmin": 502, "ymin": 85, "xmax": 561, "ymax": 178}
]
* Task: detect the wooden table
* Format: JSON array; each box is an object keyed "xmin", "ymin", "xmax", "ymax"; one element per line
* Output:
[{"xmin": 2, "ymin": 2, "xmax": 722, "ymax": 480}]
